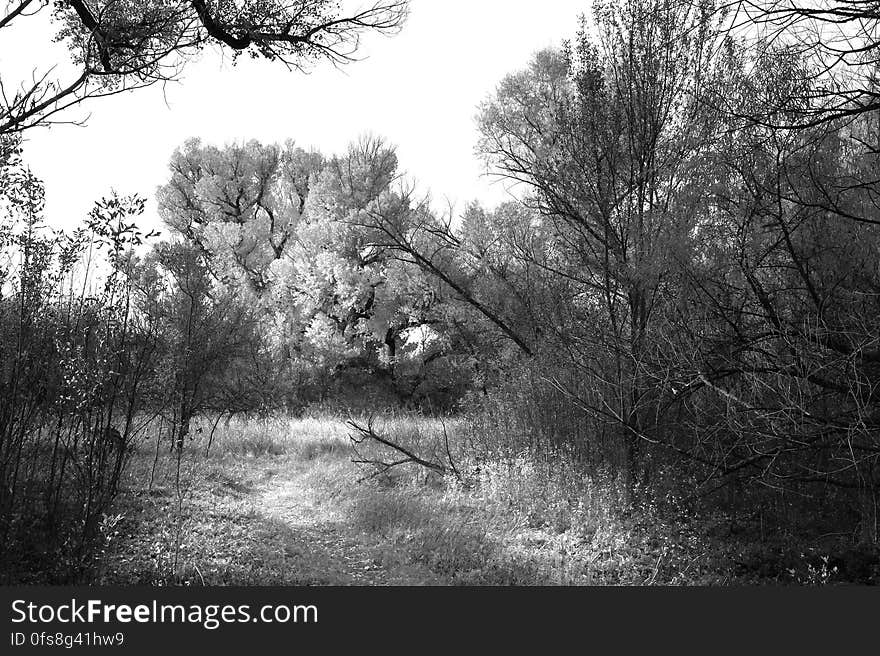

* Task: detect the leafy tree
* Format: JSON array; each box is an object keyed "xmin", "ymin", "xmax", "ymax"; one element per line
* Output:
[
  {"xmin": 157, "ymin": 138, "xmax": 324, "ymax": 295},
  {"xmin": 158, "ymin": 136, "xmax": 453, "ymax": 406},
  {"xmin": 474, "ymin": 0, "xmax": 722, "ymax": 491},
  {"xmin": 135, "ymin": 239, "xmax": 260, "ymax": 449}
]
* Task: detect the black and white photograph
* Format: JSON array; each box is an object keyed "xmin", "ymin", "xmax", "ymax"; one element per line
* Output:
[{"xmin": 3, "ymin": 0, "xmax": 880, "ymax": 602}]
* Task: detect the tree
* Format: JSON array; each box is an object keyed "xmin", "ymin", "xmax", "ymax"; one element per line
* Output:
[
  {"xmin": 157, "ymin": 138, "xmax": 324, "ymax": 296},
  {"xmin": 721, "ymin": 0, "xmax": 880, "ymax": 127},
  {"xmin": 474, "ymin": 0, "xmax": 722, "ymax": 490},
  {"xmin": 135, "ymin": 239, "xmax": 260, "ymax": 450},
  {"xmin": 157, "ymin": 136, "xmax": 455, "ymax": 407},
  {"xmin": 267, "ymin": 137, "xmax": 450, "ymax": 401},
  {"xmin": 0, "ymin": 0, "xmax": 407, "ymax": 136}
]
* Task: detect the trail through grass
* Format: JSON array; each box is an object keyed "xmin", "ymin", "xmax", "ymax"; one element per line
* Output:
[
  {"xmin": 99, "ymin": 418, "xmax": 442, "ymax": 585},
  {"xmin": 97, "ymin": 413, "xmax": 879, "ymax": 586}
]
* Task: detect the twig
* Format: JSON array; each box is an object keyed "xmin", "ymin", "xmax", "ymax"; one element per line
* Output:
[{"xmin": 647, "ymin": 548, "xmax": 667, "ymax": 585}]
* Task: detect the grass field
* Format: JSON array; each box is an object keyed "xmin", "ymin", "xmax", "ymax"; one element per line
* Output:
[{"xmin": 95, "ymin": 411, "xmax": 874, "ymax": 586}]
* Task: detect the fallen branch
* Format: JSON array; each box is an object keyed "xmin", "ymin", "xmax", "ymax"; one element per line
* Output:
[
  {"xmin": 347, "ymin": 416, "xmax": 460, "ymax": 481},
  {"xmin": 441, "ymin": 418, "xmax": 461, "ymax": 481}
]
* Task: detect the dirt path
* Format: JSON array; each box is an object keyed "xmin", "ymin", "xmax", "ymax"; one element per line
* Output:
[
  {"xmin": 248, "ymin": 464, "xmax": 439, "ymax": 586},
  {"xmin": 105, "ymin": 451, "xmax": 442, "ymax": 585}
]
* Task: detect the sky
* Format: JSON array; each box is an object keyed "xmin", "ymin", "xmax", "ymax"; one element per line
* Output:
[{"xmin": 7, "ymin": 1, "xmax": 586, "ymax": 231}]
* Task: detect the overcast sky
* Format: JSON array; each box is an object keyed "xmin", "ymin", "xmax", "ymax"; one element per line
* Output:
[{"xmin": 9, "ymin": 1, "xmax": 585, "ymax": 231}]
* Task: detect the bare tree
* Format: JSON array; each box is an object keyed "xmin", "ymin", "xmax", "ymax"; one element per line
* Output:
[{"xmin": 720, "ymin": 0, "xmax": 880, "ymax": 127}]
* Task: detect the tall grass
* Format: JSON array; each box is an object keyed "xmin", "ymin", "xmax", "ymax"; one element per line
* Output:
[
  {"xmin": 99, "ymin": 406, "xmax": 877, "ymax": 585},
  {"xmin": 196, "ymin": 413, "xmax": 352, "ymax": 460},
  {"xmin": 282, "ymin": 408, "xmax": 713, "ymax": 584}
]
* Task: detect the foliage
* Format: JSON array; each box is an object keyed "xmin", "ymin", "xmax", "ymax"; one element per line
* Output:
[{"xmin": 157, "ymin": 136, "xmax": 467, "ymax": 410}]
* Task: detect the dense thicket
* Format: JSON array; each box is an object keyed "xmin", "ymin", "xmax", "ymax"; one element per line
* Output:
[
  {"xmin": 355, "ymin": 0, "xmax": 880, "ymax": 540},
  {"xmin": 0, "ymin": 153, "xmax": 154, "ymax": 579}
]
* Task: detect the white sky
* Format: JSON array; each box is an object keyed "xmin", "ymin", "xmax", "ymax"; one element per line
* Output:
[{"xmin": 7, "ymin": 1, "xmax": 585, "ymax": 231}]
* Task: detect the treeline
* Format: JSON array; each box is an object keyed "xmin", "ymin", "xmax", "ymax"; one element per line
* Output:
[{"xmin": 4, "ymin": 0, "xmax": 880, "ymax": 580}]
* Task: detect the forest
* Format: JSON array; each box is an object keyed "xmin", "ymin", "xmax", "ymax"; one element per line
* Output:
[{"xmin": 3, "ymin": 0, "xmax": 880, "ymax": 585}]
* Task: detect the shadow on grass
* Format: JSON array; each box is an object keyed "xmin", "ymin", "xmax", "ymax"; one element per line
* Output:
[{"xmin": 99, "ymin": 497, "xmax": 362, "ymax": 585}]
